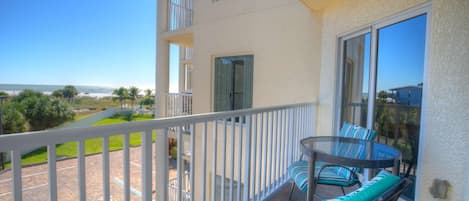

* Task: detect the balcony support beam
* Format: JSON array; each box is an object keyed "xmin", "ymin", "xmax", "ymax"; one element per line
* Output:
[{"xmin": 156, "ymin": 0, "xmax": 170, "ymax": 118}]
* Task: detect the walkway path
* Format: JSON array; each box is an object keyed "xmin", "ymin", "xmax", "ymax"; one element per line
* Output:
[{"xmin": 59, "ymin": 107, "xmax": 130, "ymax": 129}]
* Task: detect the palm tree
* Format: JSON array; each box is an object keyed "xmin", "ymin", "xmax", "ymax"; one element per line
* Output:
[
  {"xmin": 113, "ymin": 87, "xmax": 129, "ymax": 110},
  {"xmin": 144, "ymin": 89, "xmax": 152, "ymax": 98},
  {"xmin": 63, "ymin": 85, "xmax": 78, "ymax": 103},
  {"xmin": 128, "ymin": 86, "xmax": 140, "ymax": 109}
]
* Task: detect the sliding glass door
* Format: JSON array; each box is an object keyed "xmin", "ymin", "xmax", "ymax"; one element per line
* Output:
[
  {"xmin": 338, "ymin": 8, "xmax": 429, "ymax": 200},
  {"xmin": 340, "ymin": 33, "xmax": 370, "ymax": 128}
]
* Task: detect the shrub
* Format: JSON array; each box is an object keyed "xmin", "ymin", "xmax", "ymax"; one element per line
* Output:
[
  {"xmin": 1, "ymin": 103, "xmax": 26, "ymax": 134},
  {"xmin": 124, "ymin": 113, "xmax": 133, "ymax": 121},
  {"xmin": 16, "ymin": 94, "xmax": 75, "ymax": 131},
  {"xmin": 170, "ymin": 146, "xmax": 178, "ymax": 159}
]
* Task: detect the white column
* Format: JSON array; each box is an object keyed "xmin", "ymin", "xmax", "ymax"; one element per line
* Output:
[
  {"xmin": 155, "ymin": 0, "xmax": 169, "ymax": 201},
  {"xmin": 156, "ymin": 0, "xmax": 169, "ymax": 118}
]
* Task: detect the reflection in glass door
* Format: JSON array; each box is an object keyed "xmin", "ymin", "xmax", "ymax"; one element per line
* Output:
[
  {"xmin": 374, "ymin": 14, "xmax": 426, "ymax": 200},
  {"xmin": 339, "ymin": 12, "xmax": 428, "ymax": 201},
  {"xmin": 340, "ymin": 33, "xmax": 370, "ymax": 128}
]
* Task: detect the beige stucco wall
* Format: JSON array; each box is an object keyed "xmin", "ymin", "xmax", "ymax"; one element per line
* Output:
[
  {"xmin": 190, "ymin": 1, "xmax": 322, "ymax": 200},
  {"xmin": 317, "ymin": 0, "xmax": 469, "ymax": 200},
  {"xmin": 420, "ymin": 0, "xmax": 469, "ymax": 200},
  {"xmin": 191, "ymin": 0, "xmax": 322, "ymax": 115}
]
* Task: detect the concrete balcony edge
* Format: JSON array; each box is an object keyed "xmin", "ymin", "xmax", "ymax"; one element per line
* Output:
[{"xmin": 159, "ymin": 26, "xmax": 194, "ymax": 47}]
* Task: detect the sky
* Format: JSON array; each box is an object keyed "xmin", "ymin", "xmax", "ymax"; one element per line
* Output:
[
  {"xmin": 376, "ymin": 14, "xmax": 426, "ymax": 92},
  {"xmin": 357, "ymin": 14, "xmax": 426, "ymax": 94},
  {"xmin": 0, "ymin": 0, "xmax": 425, "ymax": 93},
  {"xmin": 0, "ymin": 0, "xmax": 179, "ymax": 91}
]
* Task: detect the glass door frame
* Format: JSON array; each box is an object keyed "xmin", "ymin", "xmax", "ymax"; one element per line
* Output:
[
  {"xmin": 333, "ymin": 2, "xmax": 432, "ymax": 193},
  {"xmin": 335, "ymin": 2, "xmax": 431, "ymax": 133}
]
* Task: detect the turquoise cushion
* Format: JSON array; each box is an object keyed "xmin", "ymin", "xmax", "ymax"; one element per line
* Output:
[
  {"xmin": 287, "ymin": 161, "xmax": 359, "ymax": 192},
  {"xmin": 339, "ymin": 123, "xmax": 377, "ymax": 141},
  {"xmin": 336, "ymin": 123, "xmax": 377, "ymax": 179},
  {"xmin": 323, "ymin": 170, "xmax": 401, "ymax": 201}
]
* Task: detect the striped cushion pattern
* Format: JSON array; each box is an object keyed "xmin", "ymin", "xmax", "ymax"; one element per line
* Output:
[
  {"xmin": 335, "ymin": 123, "xmax": 377, "ymax": 179},
  {"xmin": 339, "ymin": 123, "xmax": 377, "ymax": 141},
  {"xmin": 323, "ymin": 170, "xmax": 400, "ymax": 201},
  {"xmin": 287, "ymin": 161, "xmax": 358, "ymax": 192}
]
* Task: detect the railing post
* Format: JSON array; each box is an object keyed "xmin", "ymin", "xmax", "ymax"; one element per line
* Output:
[
  {"xmin": 256, "ymin": 113, "xmax": 264, "ymax": 201},
  {"xmin": 11, "ymin": 150, "xmax": 22, "ymax": 201},
  {"xmin": 177, "ymin": 126, "xmax": 183, "ymax": 201},
  {"xmin": 102, "ymin": 137, "xmax": 110, "ymax": 201},
  {"xmin": 142, "ymin": 130, "xmax": 153, "ymax": 201},
  {"xmin": 211, "ymin": 121, "xmax": 218, "ymax": 201},
  {"xmin": 202, "ymin": 122, "xmax": 208, "ymax": 201},
  {"xmin": 78, "ymin": 140, "xmax": 86, "ymax": 201},
  {"xmin": 156, "ymin": 129, "xmax": 168, "ymax": 201},
  {"xmin": 123, "ymin": 134, "xmax": 131, "ymax": 201},
  {"xmin": 237, "ymin": 116, "xmax": 244, "ymax": 201},
  {"xmin": 48, "ymin": 144, "xmax": 57, "ymax": 201},
  {"xmin": 243, "ymin": 114, "xmax": 252, "ymax": 201},
  {"xmin": 229, "ymin": 116, "xmax": 236, "ymax": 201},
  {"xmin": 190, "ymin": 124, "xmax": 195, "ymax": 201}
]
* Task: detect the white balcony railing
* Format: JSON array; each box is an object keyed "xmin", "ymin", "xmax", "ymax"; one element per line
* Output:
[
  {"xmin": 168, "ymin": 0, "xmax": 193, "ymax": 31},
  {"xmin": 0, "ymin": 102, "xmax": 316, "ymax": 201},
  {"xmin": 166, "ymin": 93, "xmax": 192, "ymax": 117},
  {"xmin": 169, "ymin": 172, "xmax": 191, "ymax": 201}
]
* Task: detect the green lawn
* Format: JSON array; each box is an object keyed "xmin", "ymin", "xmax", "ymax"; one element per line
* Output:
[{"xmin": 6, "ymin": 114, "xmax": 155, "ymax": 167}]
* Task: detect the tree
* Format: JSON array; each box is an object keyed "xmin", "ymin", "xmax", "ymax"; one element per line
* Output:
[
  {"xmin": 12, "ymin": 89, "xmax": 42, "ymax": 102},
  {"xmin": 1, "ymin": 103, "xmax": 26, "ymax": 134},
  {"xmin": 140, "ymin": 97, "xmax": 154, "ymax": 106},
  {"xmin": 63, "ymin": 85, "xmax": 78, "ymax": 103},
  {"xmin": 113, "ymin": 87, "xmax": 129, "ymax": 110},
  {"xmin": 144, "ymin": 89, "xmax": 153, "ymax": 98},
  {"xmin": 51, "ymin": 89, "xmax": 64, "ymax": 98},
  {"xmin": 0, "ymin": 91, "xmax": 8, "ymax": 97},
  {"xmin": 378, "ymin": 90, "xmax": 389, "ymax": 99},
  {"xmin": 140, "ymin": 89, "xmax": 154, "ymax": 107},
  {"xmin": 20, "ymin": 96, "xmax": 75, "ymax": 131},
  {"xmin": 128, "ymin": 86, "xmax": 140, "ymax": 108}
]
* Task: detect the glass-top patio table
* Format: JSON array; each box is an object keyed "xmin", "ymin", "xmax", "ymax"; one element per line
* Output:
[{"xmin": 300, "ymin": 136, "xmax": 402, "ymax": 201}]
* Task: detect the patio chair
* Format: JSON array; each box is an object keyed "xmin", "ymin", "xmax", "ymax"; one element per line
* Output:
[
  {"xmin": 287, "ymin": 123, "xmax": 377, "ymax": 200},
  {"xmin": 322, "ymin": 170, "xmax": 412, "ymax": 201}
]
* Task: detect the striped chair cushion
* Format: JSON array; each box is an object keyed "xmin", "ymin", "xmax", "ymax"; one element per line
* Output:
[
  {"xmin": 287, "ymin": 161, "xmax": 358, "ymax": 192},
  {"xmin": 339, "ymin": 123, "xmax": 377, "ymax": 141},
  {"xmin": 335, "ymin": 123, "xmax": 377, "ymax": 179},
  {"xmin": 323, "ymin": 170, "xmax": 400, "ymax": 201}
]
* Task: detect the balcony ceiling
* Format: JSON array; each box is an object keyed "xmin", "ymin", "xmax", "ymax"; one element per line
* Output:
[
  {"xmin": 299, "ymin": 0, "xmax": 338, "ymax": 11},
  {"xmin": 160, "ymin": 28, "xmax": 193, "ymax": 47}
]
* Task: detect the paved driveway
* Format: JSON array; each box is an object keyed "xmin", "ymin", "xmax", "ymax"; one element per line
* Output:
[{"xmin": 0, "ymin": 147, "xmax": 177, "ymax": 201}]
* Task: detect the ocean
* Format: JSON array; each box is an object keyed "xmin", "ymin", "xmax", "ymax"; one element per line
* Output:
[{"xmin": 0, "ymin": 84, "xmax": 115, "ymax": 98}]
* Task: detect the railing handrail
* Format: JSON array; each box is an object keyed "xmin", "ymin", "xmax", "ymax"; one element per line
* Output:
[
  {"xmin": 169, "ymin": 1, "xmax": 192, "ymax": 11},
  {"xmin": 348, "ymin": 102, "xmax": 421, "ymax": 109},
  {"xmin": 0, "ymin": 101, "xmax": 317, "ymax": 152},
  {"xmin": 168, "ymin": 0, "xmax": 193, "ymax": 31},
  {"xmin": 168, "ymin": 92, "xmax": 192, "ymax": 96}
]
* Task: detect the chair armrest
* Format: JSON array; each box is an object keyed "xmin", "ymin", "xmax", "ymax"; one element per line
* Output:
[
  {"xmin": 377, "ymin": 178, "xmax": 412, "ymax": 201},
  {"xmin": 316, "ymin": 164, "xmax": 362, "ymax": 186}
]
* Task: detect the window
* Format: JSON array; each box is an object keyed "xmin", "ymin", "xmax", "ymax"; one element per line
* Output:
[{"xmin": 213, "ymin": 55, "xmax": 253, "ymax": 112}]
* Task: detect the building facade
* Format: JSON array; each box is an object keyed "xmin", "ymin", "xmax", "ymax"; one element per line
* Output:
[{"xmin": 154, "ymin": 0, "xmax": 469, "ymax": 200}]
